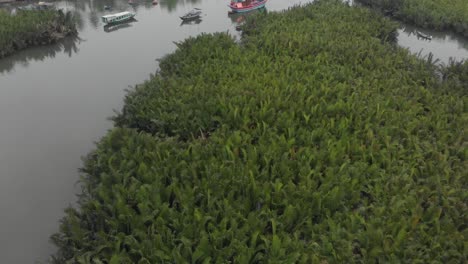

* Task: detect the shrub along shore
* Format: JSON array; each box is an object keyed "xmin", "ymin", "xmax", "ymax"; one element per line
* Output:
[
  {"xmin": 357, "ymin": 0, "xmax": 468, "ymax": 37},
  {"xmin": 0, "ymin": 9, "xmax": 76, "ymax": 58},
  {"xmin": 51, "ymin": 1, "xmax": 466, "ymax": 263}
]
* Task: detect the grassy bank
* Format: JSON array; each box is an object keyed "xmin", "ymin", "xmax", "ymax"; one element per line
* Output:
[
  {"xmin": 0, "ymin": 9, "xmax": 76, "ymax": 58},
  {"xmin": 51, "ymin": 1, "xmax": 466, "ymax": 263},
  {"xmin": 357, "ymin": 0, "xmax": 468, "ymax": 37}
]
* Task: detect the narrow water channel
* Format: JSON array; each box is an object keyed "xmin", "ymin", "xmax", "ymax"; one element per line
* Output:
[
  {"xmin": 397, "ymin": 24, "xmax": 468, "ymax": 64},
  {"xmin": 0, "ymin": 0, "xmax": 466, "ymax": 262}
]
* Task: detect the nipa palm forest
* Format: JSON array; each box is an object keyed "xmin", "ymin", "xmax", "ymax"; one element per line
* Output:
[
  {"xmin": 0, "ymin": 9, "xmax": 76, "ymax": 58},
  {"xmin": 50, "ymin": 1, "xmax": 467, "ymax": 263},
  {"xmin": 357, "ymin": 0, "xmax": 468, "ymax": 37}
]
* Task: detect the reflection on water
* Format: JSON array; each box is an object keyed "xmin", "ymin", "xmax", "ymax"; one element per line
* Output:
[
  {"xmin": 51, "ymin": 0, "xmax": 205, "ymax": 30},
  {"xmin": 104, "ymin": 18, "xmax": 137, "ymax": 32},
  {"xmin": 347, "ymin": 0, "xmax": 467, "ymax": 63},
  {"xmin": 398, "ymin": 24, "xmax": 468, "ymax": 64},
  {"xmin": 56, "ymin": 0, "xmax": 203, "ymax": 14},
  {"xmin": 180, "ymin": 17, "xmax": 202, "ymax": 26},
  {"xmin": 0, "ymin": 36, "xmax": 81, "ymax": 74},
  {"xmin": 6, "ymin": 0, "xmax": 463, "ymax": 65},
  {"xmin": 227, "ymin": 6, "xmax": 266, "ymax": 23},
  {"xmin": 0, "ymin": 0, "xmax": 214, "ymax": 74}
]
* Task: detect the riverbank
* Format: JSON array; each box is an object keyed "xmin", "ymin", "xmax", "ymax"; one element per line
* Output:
[
  {"xmin": 49, "ymin": 1, "xmax": 465, "ymax": 262},
  {"xmin": 357, "ymin": 0, "xmax": 468, "ymax": 38},
  {"xmin": 0, "ymin": 9, "xmax": 76, "ymax": 58}
]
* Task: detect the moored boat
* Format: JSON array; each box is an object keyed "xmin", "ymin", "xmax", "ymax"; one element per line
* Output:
[
  {"xmin": 180, "ymin": 8, "xmax": 202, "ymax": 21},
  {"xmin": 37, "ymin": 2, "xmax": 54, "ymax": 7},
  {"xmin": 416, "ymin": 31, "xmax": 432, "ymax": 40},
  {"xmin": 36, "ymin": 2, "xmax": 55, "ymax": 10},
  {"xmin": 228, "ymin": 0, "xmax": 267, "ymax": 13},
  {"xmin": 101, "ymin": 11, "xmax": 136, "ymax": 25}
]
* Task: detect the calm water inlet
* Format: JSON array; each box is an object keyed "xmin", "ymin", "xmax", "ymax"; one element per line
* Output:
[{"xmin": 0, "ymin": 0, "xmax": 467, "ymax": 263}]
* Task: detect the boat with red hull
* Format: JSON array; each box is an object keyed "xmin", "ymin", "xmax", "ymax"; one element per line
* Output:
[{"xmin": 228, "ymin": 0, "xmax": 268, "ymax": 13}]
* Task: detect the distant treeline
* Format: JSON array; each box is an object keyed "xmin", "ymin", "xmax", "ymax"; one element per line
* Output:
[
  {"xmin": 51, "ymin": 0, "xmax": 466, "ymax": 263},
  {"xmin": 357, "ymin": 0, "xmax": 468, "ymax": 37},
  {"xmin": 0, "ymin": 9, "xmax": 76, "ymax": 58}
]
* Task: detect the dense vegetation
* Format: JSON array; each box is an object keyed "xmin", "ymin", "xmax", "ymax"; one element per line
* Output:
[
  {"xmin": 51, "ymin": 1, "xmax": 467, "ymax": 263},
  {"xmin": 357, "ymin": 0, "xmax": 468, "ymax": 37},
  {"xmin": 0, "ymin": 9, "xmax": 76, "ymax": 58}
]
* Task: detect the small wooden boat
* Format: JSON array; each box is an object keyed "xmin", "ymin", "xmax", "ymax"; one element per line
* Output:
[
  {"xmin": 180, "ymin": 8, "xmax": 202, "ymax": 21},
  {"xmin": 228, "ymin": 0, "xmax": 267, "ymax": 13},
  {"xmin": 104, "ymin": 22, "xmax": 132, "ymax": 33},
  {"xmin": 416, "ymin": 31, "xmax": 432, "ymax": 40},
  {"xmin": 37, "ymin": 1, "xmax": 53, "ymax": 6},
  {"xmin": 101, "ymin": 11, "xmax": 136, "ymax": 25}
]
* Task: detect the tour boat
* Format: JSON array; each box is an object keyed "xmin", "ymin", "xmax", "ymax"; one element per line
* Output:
[
  {"xmin": 228, "ymin": 0, "xmax": 267, "ymax": 13},
  {"xmin": 101, "ymin": 11, "xmax": 135, "ymax": 25}
]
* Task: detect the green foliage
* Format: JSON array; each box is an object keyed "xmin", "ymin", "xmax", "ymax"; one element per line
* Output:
[
  {"xmin": 440, "ymin": 59, "xmax": 468, "ymax": 93},
  {"xmin": 52, "ymin": 1, "xmax": 467, "ymax": 263},
  {"xmin": 0, "ymin": 9, "xmax": 76, "ymax": 58},
  {"xmin": 357, "ymin": 0, "xmax": 468, "ymax": 37}
]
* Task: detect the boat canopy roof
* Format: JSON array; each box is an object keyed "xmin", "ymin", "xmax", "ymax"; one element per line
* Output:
[{"xmin": 102, "ymin": 11, "xmax": 132, "ymax": 18}]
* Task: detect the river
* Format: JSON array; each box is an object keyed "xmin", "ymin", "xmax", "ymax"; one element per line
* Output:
[{"xmin": 0, "ymin": 0, "xmax": 467, "ymax": 263}]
